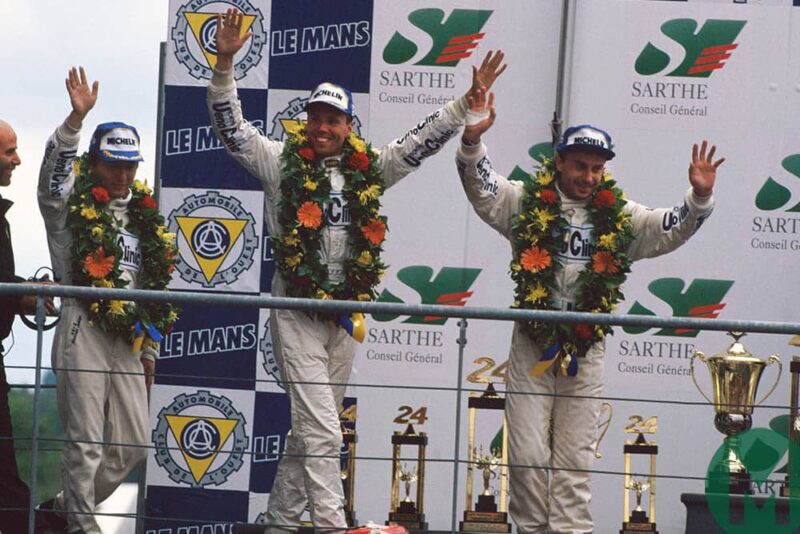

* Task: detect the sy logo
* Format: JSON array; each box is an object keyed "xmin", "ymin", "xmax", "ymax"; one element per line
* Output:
[
  {"xmin": 373, "ymin": 266, "xmax": 481, "ymax": 325},
  {"xmin": 755, "ymin": 155, "xmax": 800, "ymax": 213},
  {"xmin": 623, "ymin": 278, "xmax": 734, "ymax": 337},
  {"xmin": 383, "ymin": 8, "xmax": 493, "ymax": 67},
  {"xmin": 635, "ymin": 19, "xmax": 746, "ymax": 77}
]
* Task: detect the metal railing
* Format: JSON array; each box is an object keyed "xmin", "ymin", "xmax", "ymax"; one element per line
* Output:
[{"xmin": 2, "ymin": 282, "xmax": 799, "ymax": 533}]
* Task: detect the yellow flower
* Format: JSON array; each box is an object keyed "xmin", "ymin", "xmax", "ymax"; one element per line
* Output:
[
  {"xmin": 108, "ymin": 300, "xmax": 127, "ymax": 316},
  {"xmin": 533, "ymin": 207, "xmax": 556, "ymax": 230},
  {"xmin": 90, "ymin": 302, "xmax": 100, "ymax": 313},
  {"xmin": 525, "ymin": 283, "xmax": 548, "ymax": 303},
  {"xmin": 358, "ymin": 184, "xmax": 381, "ymax": 205},
  {"xmin": 511, "ymin": 263, "xmax": 522, "ymax": 272},
  {"xmin": 133, "ymin": 180, "xmax": 152, "ymax": 194},
  {"xmin": 91, "ymin": 226, "xmax": 104, "ymax": 238},
  {"xmin": 285, "ymin": 254, "xmax": 303, "ymax": 268},
  {"xmin": 303, "ymin": 178, "xmax": 318, "ymax": 191},
  {"xmin": 357, "ymin": 293, "xmax": 371, "ymax": 301},
  {"xmin": 81, "ymin": 206, "xmax": 99, "ymax": 220},
  {"xmin": 156, "ymin": 225, "xmax": 166, "ymax": 237},
  {"xmin": 536, "ymin": 170, "xmax": 554, "ymax": 186},
  {"xmin": 167, "ymin": 310, "xmax": 179, "ymax": 323},
  {"xmin": 73, "ymin": 159, "xmax": 83, "ymax": 176},
  {"xmin": 597, "ymin": 233, "xmax": 617, "ymax": 251},
  {"xmin": 161, "ymin": 232, "xmax": 177, "ymax": 245},
  {"xmin": 615, "ymin": 211, "xmax": 631, "ymax": 231},
  {"xmin": 284, "ymin": 234, "xmax": 300, "ymax": 247},
  {"xmin": 315, "ymin": 289, "xmax": 333, "ymax": 300},
  {"xmin": 356, "ymin": 250, "xmax": 372, "ymax": 267},
  {"xmin": 93, "ymin": 279, "xmax": 114, "ymax": 288},
  {"xmin": 602, "ymin": 171, "xmax": 612, "ymax": 183},
  {"xmin": 348, "ymin": 133, "xmax": 366, "ymax": 153},
  {"xmin": 69, "ymin": 205, "xmax": 77, "ymax": 213}
]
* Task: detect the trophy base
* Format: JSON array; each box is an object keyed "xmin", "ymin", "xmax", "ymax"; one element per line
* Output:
[
  {"xmin": 620, "ymin": 511, "xmax": 657, "ymax": 533},
  {"xmin": 387, "ymin": 509, "xmax": 427, "ymax": 530},
  {"xmin": 459, "ymin": 509, "xmax": 511, "ymax": 533}
]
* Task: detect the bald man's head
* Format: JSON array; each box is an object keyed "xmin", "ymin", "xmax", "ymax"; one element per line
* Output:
[{"xmin": 0, "ymin": 120, "xmax": 21, "ymax": 187}]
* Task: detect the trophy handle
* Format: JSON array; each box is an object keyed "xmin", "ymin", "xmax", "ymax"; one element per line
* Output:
[
  {"xmin": 689, "ymin": 351, "xmax": 714, "ymax": 404},
  {"xmin": 593, "ymin": 402, "xmax": 612, "ymax": 459},
  {"xmin": 755, "ymin": 355, "xmax": 782, "ymax": 406}
]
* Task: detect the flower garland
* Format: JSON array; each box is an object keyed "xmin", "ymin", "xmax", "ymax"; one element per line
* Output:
[
  {"xmin": 510, "ymin": 156, "xmax": 635, "ymax": 358},
  {"xmin": 67, "ymin": 154, "xmax": 179, "ymax": 348},
  {"xmin": 274, "ymin": 129, "xmax": 387, "ymax": 302}
]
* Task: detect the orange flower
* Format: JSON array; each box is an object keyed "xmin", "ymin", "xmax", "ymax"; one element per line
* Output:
[
  {"xmin": 297, "ymin": 201, "xmax": 322, "ymax": 229},
  {"xmin": 91, "ymin": 186, "xmax": 110, "ymax": 204},
  {"xmin": 84, "ymin": 247, "xmax": 115, "ymax": 279},
  {"xmin": 592, "ymin": 251, "xmax": 619, "ymax": 274},
  {"xmin": 593, "ymin": 189, "xmax": 616, "ymax": 209},
  {"xmin": 520, "ymin": 246, "xmax": 551, "ymax": 272},
  {"xmin": 361, "ymin": 218, "xmax": 386, "ymax": 245},
  {"xmin": 298, "ymin": 147, "xmax": 315, "ymax": 161},
  {"xmin": 539, "ymin": 189, "xmax": 558, "ymax": 205}
]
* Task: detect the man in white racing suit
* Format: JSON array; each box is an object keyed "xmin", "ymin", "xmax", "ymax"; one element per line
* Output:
[
  {"xmin": 36, "ymin": 67, "xmax": 159, "ymax": 534},
  {"xmin": 207, "ymin": 9, "xmax": 506, "ymax": 533},
  {"xmin": 455, "ymin": 89, "xmax": 724, "ymax": 533}
]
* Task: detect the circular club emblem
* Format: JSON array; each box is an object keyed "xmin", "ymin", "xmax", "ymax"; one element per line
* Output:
[
  {"xmin": 269, "ymin": 96, "xmax": 364, "ymax": 141},
  {"xmin": 153, "ymin": 391, "xmax": 248, "ymax": 487},
  {"xmin": 168, "ymin": 191, "xmax": 258, "ymax": 288},
  {"xmin": 170, "ymin": 0, "xmax": 266, "ymax": 81}
]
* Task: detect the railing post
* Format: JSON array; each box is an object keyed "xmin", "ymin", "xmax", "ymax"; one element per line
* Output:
[
  {"xmin": 27, "ymin": 295, "xmax": 46, "ymax": 534},
  {"xmin": 450, "ymin": 318, "xmax": 468, "ymax": 532}
]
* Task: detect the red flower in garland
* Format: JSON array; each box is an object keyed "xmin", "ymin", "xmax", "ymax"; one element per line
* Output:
[
  {"xmin": 139, "ymin": 195, "xmax": 157, "ymax": 210},
  {"xmin": 574, "ymin": 323, "xmax": 594, "ymax": 340},
  {"xmin": 520, "ymin": 246, "xmax": 551, "ymax": 272},
  {"xmin": 539, "ymin": 189, "xmax": 558, "ymax": 205},
  {"xmin": 297, "ymin": 201, "xmax": 323, "ymax": 229},
  {"xmin": 348, "ymin": 152, "xmax": 370, "ymax": 171},
  {"xmin": 298, "ymin": 147, "xmax": 315, "ymax": 161},
  {"xmin": 91, "ymin": 186, "xmax": 110, "ymax": 204},
  {"xmin": 593, "ymin": 189, "xmax": 616, "ymax": 209}
]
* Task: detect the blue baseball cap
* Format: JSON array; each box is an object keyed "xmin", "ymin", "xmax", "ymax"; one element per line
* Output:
[
  {"xmin": 556, "ymin": 124, "xmax": 615, "ymax": 160},
  {"xmin": 305, "ymin": 82, "xmax": 354, "ymax": 116},
  {"xmin": 89, "ymin": 122, "xmax": 144, "ymax": 163}
]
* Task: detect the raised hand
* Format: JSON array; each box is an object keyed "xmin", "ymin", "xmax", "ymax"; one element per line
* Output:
[
  {"xmin": 689, "ymin": 140, "xmax": 725, "ymax": 197},
  {"xmin": 466, "ymin": 50, "xmax": 507, "ymax": 102},
  {"xmin": 215, "ymin": 8, "xmax": 253, "ymax": 71},
  {"xmin": 462, "ymin": 88, "xmax": 496, "ymax": 145},
  {"xmin": 65, "ymin": 66, "xmax": 98, "ymax": 129}
]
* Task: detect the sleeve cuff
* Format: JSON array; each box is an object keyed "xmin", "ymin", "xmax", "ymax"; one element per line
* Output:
[
  {"xmin": 687, "ymin": 187, "xmax": 714, "ymax": 212},
  {"xmin": 210, "ymin": 67, "xmax": 234, "ymax": 90}
]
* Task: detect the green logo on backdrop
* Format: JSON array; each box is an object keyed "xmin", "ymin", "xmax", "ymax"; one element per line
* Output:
[
  {"xmin": 704, "ymin": 418, "xmax": 800, "ymax": 532},
  {"xmin": 383, "ymin": 8, "xmax": 493, "ymax": 66},
  {"xmin": 374, "ymin": 266, "xmax": 481, "ymax": 325},
  {"xmin": 755, "ymin": 155, "xmax": 800, "ymax": 212},
  {"xmin": 635, "ymin": 19, "xmax": 746, "ymax": 77},
  {"xmin": 623, "ymin": 278, "xmax": 734, "ymax": 337}
]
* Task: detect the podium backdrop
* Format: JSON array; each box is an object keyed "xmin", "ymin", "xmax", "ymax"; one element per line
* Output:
[{"xmin": 146, "ymin": 1, "xmax": 800, "ymax": 532}]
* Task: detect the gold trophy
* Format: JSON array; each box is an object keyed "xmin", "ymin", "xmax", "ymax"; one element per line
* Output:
[
  {"xmin": 460, "ymin": 357, "xmax": 511, "ymax": 533},
  {"xmin": 780, "ymin": 336, "xmax": 800, "ymax": 497},
  {"xmin": 621, "ymin": 415, "xmax": 658, "ymax": 533},
  {"xmin": 690, "ymin": 332, "xmax": 782, "ymax": 494},
  {"xmin": 387, "ymin": 424, "xmax": 428, "ymax": 529}
]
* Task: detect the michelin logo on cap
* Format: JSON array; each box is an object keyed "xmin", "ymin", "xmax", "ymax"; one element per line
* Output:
[
  {"xmin": 557, "ymin": 124, "xmax": 615, "ymax": 160},
  {"xmin": 305, "ymin": 82, "xmax": 354, "ymax": 116},
  {"xmin": 89, "ymin": 121, "xmax": 144, "ymax": 163}
]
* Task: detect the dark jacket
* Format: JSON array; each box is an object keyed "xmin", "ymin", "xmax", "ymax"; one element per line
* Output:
[{"xmin": 0, "ymin": 194, "xmax": 23, "ymax": 346}]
